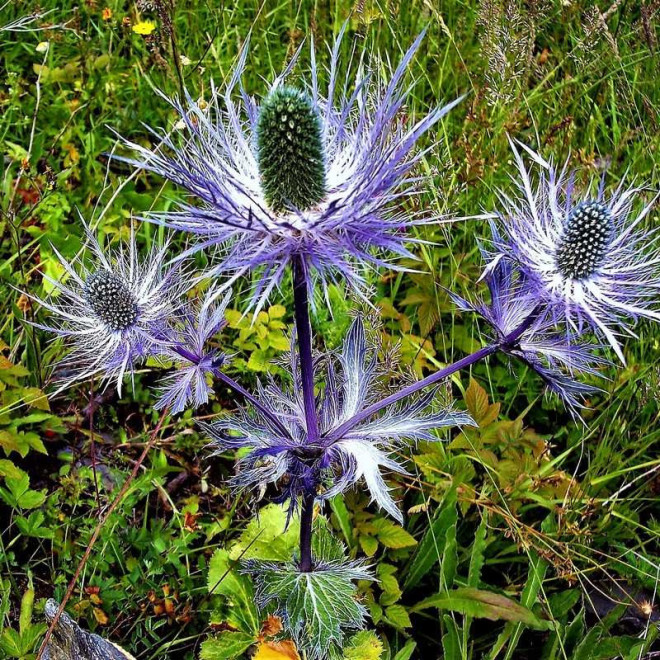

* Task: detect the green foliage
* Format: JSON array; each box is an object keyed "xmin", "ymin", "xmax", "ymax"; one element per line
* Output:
[
  {"xmin": 250, "ymin": 561, "xmax": 369, "ymax": 659},
  {"xmin": 225, "ymin": 305, "xmax": 290, "ymax": 372},
  {"xmin": 0, "ymin": 586, "xmax": 46, "ymax": 658}
]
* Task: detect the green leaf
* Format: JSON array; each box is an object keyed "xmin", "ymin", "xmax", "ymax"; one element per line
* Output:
[
  {"xmin": 404, "ymin": 490, "xmax": 457, "ymax": 589},
  {"xmin": 372, "ymin": 518, "xmax": 417, "ymax": 549},
  {"xmin": 249, "ymin": 560, "xmax": 371, "ymax": 659},
  {"xmin": 200, "ymin": 632, "xmax": 255, "ymax": 659},
  {"xmin": 207, "ymin": 549, "xmax": 259, "ymax": 634},
  {"xmin": 413, "ymin": 588, "xmax": 553, "ymax": 631},
  {"xmin": 441, "ymin": 520, "xmax": 458, "ymax": 590},
  {"xmin": 247, "ymin": 349, "xmax": 270, "ymax": 371},
  {"xmin": 359, "ymin": 535, "xmax": 378, "ymax": 557},
  {"xmin": 229, "ymin": 503, "xmax": 299, "ymax": 563},
  {"xmin": 441, "ymin": 614, "xmax": 461, "ymax": 659},
  {"xmin": 392, "ymin": 640, "xmax": 417, "ymax": 660},
  {"xmin": 384, "ymin": 604, "xmax": 411, "ymax": 629},
  {"xmin": 343, "ymin": 630, "xmax": 383, "ymax": 660},
  {"xmin": 0, "ymin": 472, "xmax": 46, "ymax": 510},
  {"xmin": 16, "ymin": 511, "xmax": 55, "ymax": 539},
  {"xmin": 468, "ymin": 513, "xmax": 488, "ymax": 588},
  {"xmin": 465, "ymin": 378, "xmax": 500, "ymax": 426}
]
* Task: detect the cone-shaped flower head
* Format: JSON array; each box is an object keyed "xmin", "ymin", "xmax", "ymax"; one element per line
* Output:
[
  {"xmin": 31, "ymin": 222, "xmax": 183, "ymax": 393},
  {"xmin": 203, "ymin": 319, "xmax": 472, "ymax": 523},
  {"xmin": 257, "ymin": 86, "xmax": 326, "ymax": 213},
  {"xmin": 489, "ymin": 140, "xmax": 660, "ymax": 362},
  {"xmin": 115, "ymin": 27, "xmax": 462, "ymax": 310}
]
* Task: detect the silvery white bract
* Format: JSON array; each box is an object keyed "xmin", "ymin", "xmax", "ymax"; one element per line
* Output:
[
  {"xmin": 30, "ymin": 224, "xmax": 182, "ymax": 394},
  {"xmin": 491, "ymin": 140, "xmax": 660, "ymax": 362},
  {"xmin": 115, "ymin": 26, "xmax": 462, "ymax": 310},
  {"xmin": 203, "ymin": 318, "xmax": 473, "ymax": 523}
]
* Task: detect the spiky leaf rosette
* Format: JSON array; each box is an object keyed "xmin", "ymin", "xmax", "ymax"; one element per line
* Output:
[
  {"xmin": 203, "ymin": 318, "xmax": 472, "ymax": 522},
  {"xmin": 257, "ymin": 86, "xmax": 326, "ymax": 212},
  {"xmin": 243, "ymin": 527, "xmax": 371, "ymax": 659}
]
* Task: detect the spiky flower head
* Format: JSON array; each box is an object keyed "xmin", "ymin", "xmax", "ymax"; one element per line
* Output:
[
  {"xmin": 30, "ymin": 222, "xmax": 182, "ymax": 393},
  {"xmin": 489, "ymin": 140, "xmax": 660, "ymax": 362},
  {"xmin": 203, "ymin": 319, "xmax": 472, "ymax": 523},
  {"xmin": 452, "ymin": 257, "xmax": 607, "ymax": 415},
  {"xmin": 115, "ymin": 27, "xmax": 462, "ymax": 310},
  {"xmin": 257, "ymin": 86, "xmax": 326, "ymax": 212},
  {"xmin": 154, "ymin": 288, "xmax": 230, "ymax": 414}
]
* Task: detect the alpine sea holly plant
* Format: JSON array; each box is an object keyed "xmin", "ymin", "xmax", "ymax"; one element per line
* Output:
[{"xmin": 31, "ymin": 25, "xmax": 660, "ymax": 659}]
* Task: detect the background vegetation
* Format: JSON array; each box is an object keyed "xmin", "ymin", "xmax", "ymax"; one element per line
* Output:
[{"xmin": 0, "ymin": 0, "xmax": 658, "ymax": 658}]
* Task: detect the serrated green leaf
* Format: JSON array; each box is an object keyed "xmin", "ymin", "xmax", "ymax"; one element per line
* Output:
[
  {"xmin": 384, "ymin": 604, "xmax": 411, "ymax": 629},
  {"xmin": 441, "ymin": 614, "xmax": 461, "ymax": 659},
  {"xmin": 413, "ymin": 588, "xmax": 553, "ymax": 631},
  {"xmin": 359, "ymin": 535, "xmax": 378, "ymax": 557},
  {"xmin": 372, "ymin": 519, "xmax": 416, "ymax": 549},
  {"xmin": 251, "ymin": 561, "xmax": 370, "ymax": 659},
  {"xmin": 200, "ymin": 632, "xmax": 255, "ymax": 659},
  {"xmin": 207, "ymin": 549, "xmax": 259, "ymax": 634},
  {"xmin": 229, "ymin": 503, "xmax": 299, "ymax": 563},
  {"xmin": 404, "ymin": 490, "xmax": 457, "ymax": 589}
]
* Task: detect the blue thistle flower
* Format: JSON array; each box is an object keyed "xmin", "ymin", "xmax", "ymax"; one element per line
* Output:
[
  {"xmin": 30, "ymin": 223, "xmax": 183, "ymax": 394},
  {"xmin": 115, "ymin": 27, "xmax": 463, "ymax": 310},
  {"xmin": 451, "ymin": 257, "xmax": 607, "ymax": 414},
  {"xmin": 154, "ymin": 288, "xmax": 230, "ymax": 414},
  {"xmin": 490, "ymin": 140, "xmax": 660, "ymax": 362},
  {"xmin": 202, "ymin": 319, "xmax": 472, "ymax": 523}
]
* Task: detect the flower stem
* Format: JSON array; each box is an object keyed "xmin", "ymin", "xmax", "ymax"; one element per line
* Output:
[
  {"xmin": 324, "ymin": 311, "xmax": 540, "ymax": 444},
  {"xmin": 292, "ymin": 256, "xmax": 320, "ymax": 443},
  {"xmin": 214, "ymin": 370, "xmax": 292, "ymax": 440},
  {"xmin": 292, "ymin": 255, "xmax": 319, "ymax": 572},
  {"xmin": 299, "ymin": 492, "xmax": 315, "ymax": 572}
]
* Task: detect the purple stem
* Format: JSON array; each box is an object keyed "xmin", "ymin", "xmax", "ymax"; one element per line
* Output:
[
  {"xmin": 324, "ymin": 310, "xmax": 540, "ymax": 444},
  {"xmin": 169, "ymin": 344, "xmax": 293, "ymax": 440},
  {"xmin": 292, "ymin": 256, "xmax": 320, "ymax": 443},
  {"xmin": 292, "ymin": 255, "xmax": 319, "ymax": 572},
  {"xmin": 214, "ymin": 370, "xmax": 292, "ymax": 440}
]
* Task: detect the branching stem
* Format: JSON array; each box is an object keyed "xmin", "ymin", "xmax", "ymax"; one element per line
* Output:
[{"xmin": 324, "ymin": 309, "xmax": 540, "ymax": 444}]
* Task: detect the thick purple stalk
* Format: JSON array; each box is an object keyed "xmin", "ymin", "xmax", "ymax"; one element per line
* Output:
[
  {"xmin": 299, "ymin": 492, "xmax": 315, "ymax": 573},
  {"xmin": 292, "ymin": 256, "xmax": 320, "ymax": 572},
  {"xmin": 324, "ymin": 311, "xmax": 540, "ymax": 444},
  {"xmin": 292, "ymin": 256, "xmax": 320, "ymax": 443}
]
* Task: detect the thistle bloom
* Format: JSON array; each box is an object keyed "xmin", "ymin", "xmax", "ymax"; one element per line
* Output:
[
  {"xmin": 451, "ymin": 258, "xmax": 606, "ymax": 413},
  {"xmin": 32, "ymin": 224, "xmax": 182, "ymax": 393},
  {"xmin": 154, "ymin": 288, "xmax": 230, "ymax": 414},
  {"xmin": 203, "ymin": 319, "xmax": 472, "ymax": 522},
  {"xmin": 116, "ymin": 27, "xmax": 462, "ymax": 309},
  {"xmin": 490, "ymin": 140, "xmax": 660, "ymax": 361}
]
